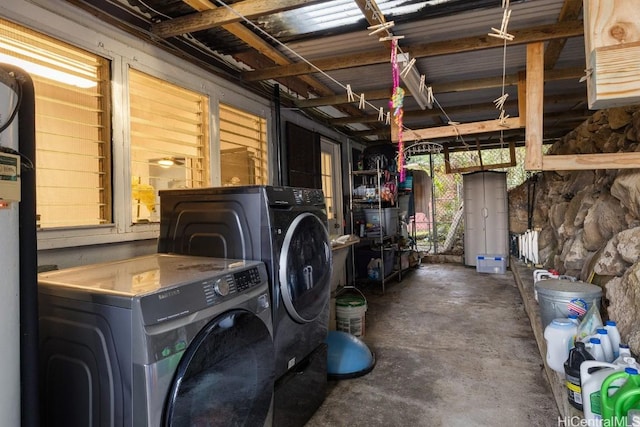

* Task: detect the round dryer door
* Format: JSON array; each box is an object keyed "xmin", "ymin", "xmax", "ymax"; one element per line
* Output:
[
  {"xmin": 163, "ymin": 310, "xmax": 274, "ymax": 426},
  {"xmin": 279, "ymin": 212, "xmax": 332, "ymax": 323}
]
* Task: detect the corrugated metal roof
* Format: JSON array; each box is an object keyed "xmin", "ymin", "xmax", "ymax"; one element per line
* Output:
[{"xmin": 72, "ymin": 0, "xmax": 588, "ymax": 146}]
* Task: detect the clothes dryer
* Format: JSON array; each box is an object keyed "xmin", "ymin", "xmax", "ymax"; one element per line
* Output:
[
  {"xmin": 38, "ymin": 254, "xmax": 274, "ymax": 427},
  {"xmin": 158, "ymin": 185, "xmax": 332, "ymax": 426}
]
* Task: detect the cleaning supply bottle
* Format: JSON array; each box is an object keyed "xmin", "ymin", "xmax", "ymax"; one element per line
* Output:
[
  {"xmin": 587, "ymin": 337, "xmax": 606, "ymax": 362},
  {"xmin": 596, "ymin": 328, "xmax": 614, "ymax": 363},
  {"xmin": 544, "ymin": 318, "xmax": 578, "ymax": 373},
  {"xmin": 605, "ymin": 320, "xmax": 622, "ymax": 358},
  {"xmin": 581, "ymin": 360, "xmax": 622, "ymax": 426},
  {"xmin": 565, "ymin": 340, "xmax": 595, "ymax": 410},
  {"xmin": 580, "ymin": 357, "xmax": 639, "ymax": 426},
  {"xmin": 601, "ymin": 367, "xmax": 640, "ymax": 423},
  {"xmin": 614, "ymin": 344, "xmax": 632, "ymax": 364},
  {"xmin": 567, "ymin": 313, "xmax": 580, "ymax": 325}
]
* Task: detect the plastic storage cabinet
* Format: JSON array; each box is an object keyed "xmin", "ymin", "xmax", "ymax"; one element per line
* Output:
[{"xmin": 462, "ymin": 171, "xmax": 509, "ymax": 267}]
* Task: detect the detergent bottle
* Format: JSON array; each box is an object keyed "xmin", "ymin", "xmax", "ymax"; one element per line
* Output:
[
  {"xmin": 567, "ymin": 313, "xmax": 580, "ymax": 325},
  {"xmin": 596, "ymin": 328, "xmax": 614, "ymax": 363},
  {"xmin": 544, "ymin": 318, "xmax": 577, "ymax": 373},
  {"xmin": 587, "ymin": 337, "xmax": 606, "ymax": 362},
  {"xmin": 565, "ymin": 340, "xmax": 595, "ymax": 410},
  {"xmin": 614, "ymin": 344, "xmax": 632, "ymax": 364},
  {"xmin": 604, "ymin": 320, "xmax": 622, "ymax": 358},
  {"xmin": 601, "ymin": 367, "xmax": 640, "ymax": 423},
  {"xmin": 580, "ymin": 358, "xmax": 640, "ymax": 425}
]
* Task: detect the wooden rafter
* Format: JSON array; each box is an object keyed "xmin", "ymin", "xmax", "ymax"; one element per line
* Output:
[
  {"xmin": 153, "ymin": 0, "xmax": 324, "ymax": 38},
  {"xmin": 296, "ymin": 67, "xmax": 584, "ymax": 108},
  {"xmin": 181, "ymin": 0, "xmax": 370, "ymax": 122},
  {"xmin": 242, "ymin": 21, "xmax": 584, "ymax": 82}
]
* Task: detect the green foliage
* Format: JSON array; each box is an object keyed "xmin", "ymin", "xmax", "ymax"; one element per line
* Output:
[{"xmin": 405, "ymin": 145, "xmax": 532, "ymax": 253}]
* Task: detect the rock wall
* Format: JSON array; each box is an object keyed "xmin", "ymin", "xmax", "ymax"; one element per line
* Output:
[{"xmin": 509, "ymin": 105, "xmax": 640, "ymax": 353}]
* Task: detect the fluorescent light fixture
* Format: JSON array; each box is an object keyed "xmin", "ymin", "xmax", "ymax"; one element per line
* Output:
[
  {"xmin": 0, "ymin": 52, "xmax": 96, "ymax": 88},
  {"xmin": 398, "ymin": 53, "xmax": 432, "ymax": 110}
]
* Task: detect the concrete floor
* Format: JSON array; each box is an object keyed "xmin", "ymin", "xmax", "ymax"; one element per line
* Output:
[{"xmin": 306, "ymin": 263, "xmax": 559, "ymax": 427}]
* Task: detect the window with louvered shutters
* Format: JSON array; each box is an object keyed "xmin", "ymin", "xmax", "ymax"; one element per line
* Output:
[
  {"xmin": 0, "ymin": 18, "xmax": 111, "ymax": 228},
  {"xmin": 219, "ymin": 103, "xmax": 267, "ymax": 186},
  {"xmin": 128, "ymin": 69, "xmax": 209, "ymax": 223}
]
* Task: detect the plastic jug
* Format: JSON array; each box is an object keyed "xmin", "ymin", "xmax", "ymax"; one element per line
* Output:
[
  {"xmin": 614, "ymin": 344, "xmax": 632, "ymax": 365},
  {"xmin": 587, "ymin": 337, "xmax": 606, "ymax": 362},
  {"xmin": 601, "ymin": 367, "xmax": 640, "ymax": 423},
  {"xmin": 544, "ymin": 318, "xmax": 578, "ymax": 373},
  {"xmin": 567, "ymin": 314, "xmax": 580, "ymax": 325},
  {"xmin": 596, "ymin": 328, "xmax": 614, "ymax": 363},
  {"xmin": 565, "ymin": 340, "xmax": 595, "ymax": 410},
  {"xmin": 605, "ymin": 320, "xmax": 622, "ymax": 358},
  {"xmin": 580, "ymin": 359, "xmax": 640, "ymax": 425}
]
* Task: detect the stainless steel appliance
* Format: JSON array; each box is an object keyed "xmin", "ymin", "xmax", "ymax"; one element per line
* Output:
[
  {"xmin": 38, "ymin": 254, "xmax": 274, "ymax": 427},
  {"xmin": 158, "ymin": 185, "xmax": 332, "ymax": 426}
]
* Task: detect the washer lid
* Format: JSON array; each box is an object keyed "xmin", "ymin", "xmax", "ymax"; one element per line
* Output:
[
  {"xmin": 279, "ymin": 212, "xmax": 332, "ymax": 323},
  {"xmin": 38, "ymin": 254, "xmax": 262, "ymax": 297}
]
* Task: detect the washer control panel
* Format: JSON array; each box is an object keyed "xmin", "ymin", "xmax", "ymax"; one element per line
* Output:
[{"xmin": 139, "ymin": 262, "xmax": 267, "ymax": 326}]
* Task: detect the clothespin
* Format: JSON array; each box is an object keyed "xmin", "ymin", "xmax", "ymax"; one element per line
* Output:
[
  {"xmin": 498, "ymin": 110, "xmax": 510, "ymax": 126},
  {"xmin": 359, "ymin": 93, "xmax": 366, "ymax": 109},
  {"xmin": 502, "ymin": 0, "xmax": 510, "ymax": 8},
  {"xmin": 579, "ymin": 68, "xmax": 593, "ymax": 83},
  {"xmin": 346, "ymin": 84, "xmax": 355, "ymax": 102},
  {"xmin": 364, "ymin": 0, "xmax": 373, "ymax": 11},
  {"xmin": 385, "ymin": 112, "xmax": 390, "ymax": 125},
  {"xmin": 419, "ymin": 75, "xmax": 426, "ymax": 93},
  {"xmin": 378, "ymin": 107, "xmax": 385, "ymax": 122},
  {"xmin": 488, "ymin": 8, "xmax": 514, "ymax": 41},
  {"xmin": 368, "ymin": 21, "xmax": 394, "ymax": 36},
  {"xmin": 400, "ymin": 58, "xmax": 416, "ymax": 78},
  {"xmin": 493, "ymin": 93, "xmax": 509, "ymax": 110},
  {"xmin": 371, "ymin": 11, "xmax": 383, "ymax": 23},
  {"xmin": 426, "ymin": 86, "xmax": 434, "ymax": 105},
  {"xmin": 379, "ymin": 34, "xmax": 404, "ymax": 42}
]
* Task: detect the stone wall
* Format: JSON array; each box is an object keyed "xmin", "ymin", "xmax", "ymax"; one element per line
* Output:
[{"xmin": 509, "ymin": 105, "xmax": 640, "ymax": 353}]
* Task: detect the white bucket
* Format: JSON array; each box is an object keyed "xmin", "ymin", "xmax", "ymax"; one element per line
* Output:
[{"xmin": 336, "ymin": 290, "xmax": 367, "ymax": 338}]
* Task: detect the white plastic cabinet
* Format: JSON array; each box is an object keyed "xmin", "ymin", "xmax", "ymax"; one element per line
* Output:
[{"xmin": 463, "ymin": 171, "xmax": 509, "ymax": 267}]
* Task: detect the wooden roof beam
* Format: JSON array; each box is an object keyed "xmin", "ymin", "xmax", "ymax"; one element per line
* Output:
[
  {"xmin": 295, "ymin": 67, "xmax": 584, "ymax": 108},
  {"xmin": 242, "ymin": 21, "xmax": 584, "ymax": 81},
  {"xmin": 153, "ymin": 0, "xmax": 324, "ymax": 38}
]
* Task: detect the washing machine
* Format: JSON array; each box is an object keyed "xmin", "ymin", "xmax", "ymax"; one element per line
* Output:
[
  {"xmin": 38, "ymin": 254, "xmax": 274, "ymax": 427},
  {"xmin": 158, "ymin": 185, "xmax": 332, "ymax": 426}
]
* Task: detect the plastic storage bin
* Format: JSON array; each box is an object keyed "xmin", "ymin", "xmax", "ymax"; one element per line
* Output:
[
  {"xmin": 355, "ymin": 247, "xmax": 395, "ymax": 280},
  {"xmin": 476, "ymin": 254, "xmax": 507, "ymax": 274},
  {"xmin": 363, "ymin": 208, "xmax": 399, "ymax": 236}
]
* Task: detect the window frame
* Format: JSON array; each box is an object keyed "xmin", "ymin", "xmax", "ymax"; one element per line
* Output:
[{"xmin": 18, "ymin": 4, "xmax": 274, "ymax": 250}]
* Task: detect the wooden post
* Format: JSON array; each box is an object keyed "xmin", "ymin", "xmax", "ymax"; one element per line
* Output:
[
  {"xmin": 525, "ymin": 42, "xmax": 544, "ymax": 170},
  {"xmin": 583, "ymin": 0, "xmax": 640, "ymax": 109}
]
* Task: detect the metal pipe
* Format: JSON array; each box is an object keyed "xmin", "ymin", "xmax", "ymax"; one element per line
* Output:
[
  {"xmin": 429, "ymin": 153, "xmax": 437, "ymax": 253},
  {"xmin": 1, "ymin": 64, "xmax": 39, "ymax": 427},
  {"xmin": 273, "ymin": 84, "xmax": 284, "ymax": 186}
]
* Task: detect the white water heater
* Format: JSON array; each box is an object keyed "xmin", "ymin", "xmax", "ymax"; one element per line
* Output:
[{"xmin": 0, "ymin": 68, "xmax": 22, "ymax": 427}]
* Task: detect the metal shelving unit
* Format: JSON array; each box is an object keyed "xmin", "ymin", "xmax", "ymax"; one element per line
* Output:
[{"xmin": 348, "ymin": 158, "xmax": 400, "ymax": 293}]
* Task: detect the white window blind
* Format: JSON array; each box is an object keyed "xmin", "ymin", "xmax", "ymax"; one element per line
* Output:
[
  {"xmin": 219, "ymin": 103, "xmax": 267, "ymax": 186},
  {"xmin": 129, "ymin": 69, "xmax": 209, "ymax": 223},
  {"xmin": 0, "ymin": 18, "xmax": 111, "ymax": 228}
]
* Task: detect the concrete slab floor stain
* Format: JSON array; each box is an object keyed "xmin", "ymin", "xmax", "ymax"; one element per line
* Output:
[{"xmin": 305, "ymin": 263, "xmax": 559, "ymax": 427}]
